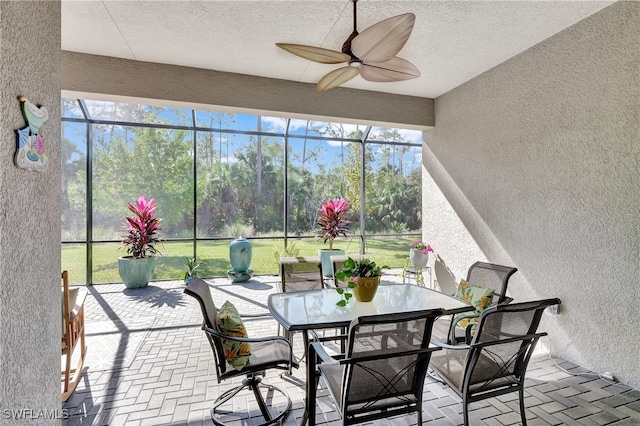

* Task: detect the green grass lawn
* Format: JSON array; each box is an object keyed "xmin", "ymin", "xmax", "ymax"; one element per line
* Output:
[{"xmin": 62, "ymin": 236, "xmax": 418, "ymax": 285}]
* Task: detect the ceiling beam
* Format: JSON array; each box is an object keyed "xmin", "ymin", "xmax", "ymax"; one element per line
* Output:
[{"xmin": 61, "ymin": 51, "xmax": 434, "ymax": 129}]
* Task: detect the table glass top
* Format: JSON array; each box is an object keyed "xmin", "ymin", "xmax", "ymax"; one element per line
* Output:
[{"xmin": 268, "ymin": 283, "xmax": 472, "ymax": 330}]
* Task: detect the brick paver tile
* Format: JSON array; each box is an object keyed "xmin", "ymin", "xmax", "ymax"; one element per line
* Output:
[{"xmin": 62, "ymin": 278, "xmax": 639, "ymax": 426}]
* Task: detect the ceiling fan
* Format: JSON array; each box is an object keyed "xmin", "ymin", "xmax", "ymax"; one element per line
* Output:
[{"xmin": 276, "ymin": 0, "xmax": 420, "ymax": 92}]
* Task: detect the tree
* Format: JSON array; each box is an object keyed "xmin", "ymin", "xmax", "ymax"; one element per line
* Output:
[
  {"xmin": 92, "ymin": 112, "xmax": 194, "ymax": 238},
  {"xmin": 61, "ymin": 120, "xmax": 87, "ymax": 240}
]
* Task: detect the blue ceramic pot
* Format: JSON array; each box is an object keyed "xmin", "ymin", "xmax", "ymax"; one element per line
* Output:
[
  {"xmin": 318, "ymin": 249, "xmax": 345, "ymax": 277},
  {"xmin": 229, "ymin": 237, "xmax": 252, "ymax": 272},
  {"xmin": 118, "ymin": 256, "xmax": 156, "ymax": 288}
]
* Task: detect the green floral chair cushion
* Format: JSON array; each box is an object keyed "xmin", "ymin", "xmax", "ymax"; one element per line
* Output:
[
  {"xmin": 216, "ymin": 300, "xmax": 251, "ymax": 370},
  {"xmin": 453, "ymin": 279, "xmax": 495, "ymax": 329}
]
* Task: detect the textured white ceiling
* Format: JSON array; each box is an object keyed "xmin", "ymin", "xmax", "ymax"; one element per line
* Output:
[{"xmin": 61, "ymin": 0, "xmax": 614, "ymax": 98}]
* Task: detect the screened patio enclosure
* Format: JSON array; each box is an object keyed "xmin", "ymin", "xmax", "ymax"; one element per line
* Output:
[{"xmin": 62, "ymin": 98, "xmax": 423, "ymax": 284}]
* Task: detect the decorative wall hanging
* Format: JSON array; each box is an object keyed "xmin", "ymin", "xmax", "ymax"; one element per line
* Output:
[{"xmin": 15, "ymin": 95, "xmax": 49, "ymax": 171}]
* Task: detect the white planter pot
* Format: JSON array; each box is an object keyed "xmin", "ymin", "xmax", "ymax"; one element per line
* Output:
[{"xmin": 409, "ymin": 248, "xmax": 429, "ymax": 269}]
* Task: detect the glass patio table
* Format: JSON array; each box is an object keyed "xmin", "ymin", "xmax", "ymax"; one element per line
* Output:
[
  {"xmin": 268, "ymin": 282, "xmax": 473, "ymax": 334},
  {"xmin": 268, "ymin": 282, "xmax": 474, "ymax": 426}
]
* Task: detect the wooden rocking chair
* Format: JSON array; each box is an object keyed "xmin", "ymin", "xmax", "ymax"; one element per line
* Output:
[{"xmin": 61, "ymin": 270, "xmax": 87, "ymax": 401}]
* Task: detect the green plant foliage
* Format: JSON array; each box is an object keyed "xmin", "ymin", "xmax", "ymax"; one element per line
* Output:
[
  {"xmin": 62, "ymin": 101, "xmax": 425, "ymax": 284},
  {"xmin": 182, "ymin": 257, "xmax": 201, "ymax": 280},
  {"xmin": 335, "ymin": 257, "xmax": 388, "ymax": 282},
  {"xmin": 335, "ymin": 283, "xmax": 356, "ymax": 307},
  {"xmin": 91, "ymin": 122, "xmax": 194, "ymax": 238},
  {"xmin": 272, "ymin": 242, "xmax": 301, "ymax": 267},
  {"xmin": 62, "ymin": 237, "xmax": 419, "ymax": 284},
  {"xmin": 334, "ymin": 257, "xmax": 389, "ymax": 306},
  {"xmin": 222, "ymin": 222, "xmax": 255, "ymax": 238}
]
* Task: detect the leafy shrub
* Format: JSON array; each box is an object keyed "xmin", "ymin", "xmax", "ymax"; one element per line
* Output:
[{"xmin": 223, "ymin": 222, "xmax": 254, "ymax": 238}]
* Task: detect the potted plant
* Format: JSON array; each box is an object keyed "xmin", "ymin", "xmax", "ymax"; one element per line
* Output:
[
  {"xmin": 182, "ymin": 257, "xmax": 201, "ymax": 285},
  {"xmin": 316, "ymin": 197, "xmax": 352, "ymax": 277},
  {"xmin": 410, "ymin": 240, "xmax": 434, "ymax": 269},
  {"xmin": 118, "ymin": 195, "xmax": 165, "ymax": 289},
  {"xmin": 334, "ymin": 257, "xmax": 388, "ymax": 305}
]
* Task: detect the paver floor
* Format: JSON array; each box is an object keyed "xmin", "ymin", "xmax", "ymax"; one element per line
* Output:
[{"xmin": 62, "ymin": 276, "xmax": 640, "ymax": 425}]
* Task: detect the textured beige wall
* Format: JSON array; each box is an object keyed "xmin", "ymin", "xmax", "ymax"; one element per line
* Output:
[
  {"xmin": 424, "ymin": 1, "xmax": 639, "ymax": 388},
  {"xmin": 60, "ymin": 51, "xmax": 434, "ymax": 130},
  {"xmin": 0, "ymin": 1, "xmax": 62, "ymax": 422}
]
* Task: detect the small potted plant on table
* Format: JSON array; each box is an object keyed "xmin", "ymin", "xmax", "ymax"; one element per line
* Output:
[
  {"xmin": 316, "ymin": 197, "xmax": 352, "ymax": 277},
  {"xmin": 118, "ymin": 195, "xmax": 165, "ymax": 289},
  {"xmin": 334, "ymin": 257, "xmax": 388, "ymax": 305}
]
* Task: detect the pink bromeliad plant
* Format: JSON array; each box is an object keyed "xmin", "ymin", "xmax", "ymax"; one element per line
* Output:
[
  {"xmin": 316, "ymin": 197, "xmax": 352, "ymax": 250},
  {"xmin": 121, "ymin": 195, "xmax": 165, "ymax": 259}
]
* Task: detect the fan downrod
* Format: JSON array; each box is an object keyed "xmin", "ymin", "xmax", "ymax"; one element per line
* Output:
[{"xmin": 341, "ymin": 0, "xmax": 359, "ymax": 59}]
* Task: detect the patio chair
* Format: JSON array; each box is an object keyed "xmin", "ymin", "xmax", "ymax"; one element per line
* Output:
[
  {"xmin": 278, "ymin": 256, "xmax": 335, "ymax": 359},
  {"xmin": 61, "ymin": 270, "xmax": 87, "ymax": 402},
  {"xmin": 184, "ymin": 277, "xmax": 298, "ymax": 426},
  {"xmin": 305, "ymin": 309, "xmax": 443, "ymax": 425},
  {"xmin": 279, "ymin": 256, "xmax": 324, "ymax": 292},
  {"xmin": 433, "ymin": 261, "xmax": 518, "ymax": 344},
  {"xmin": 429, "ymin": 298, "xmax": 561, "ymax": 426}
]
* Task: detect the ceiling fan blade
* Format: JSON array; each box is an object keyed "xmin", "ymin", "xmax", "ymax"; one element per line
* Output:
[
  {"xmin": 317, "ymin": 66, "xmax": 361, "ymax": 92},
  {"xmin": 360, "ymin": 57, "xmax": 420, "ymax": 82},
  {"xmin": 276, "ymin": 43, "xmax": 351, "ymax": 64},
  {"xmin": 351, "ymin": 13, "xmax": 416, "ymax": 63}
]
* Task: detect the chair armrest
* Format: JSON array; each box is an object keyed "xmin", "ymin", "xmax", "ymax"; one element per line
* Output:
[
  {"xmin": 343, "ymin": 346, "xmax": 440, "ymax": 364},
  {"xmin": 430, "ymin": 337, "xmax": 471, "ymax": 351},
  {"xmin": 238, "ymin": 312, "xmax": 272, "ymax": 319},
  {"xmin": 203, "ymin": 325, "xmax": 290, "ymax": 345},
  {"xmin": 448, "ymin": 313, "xmax": 478, "ymax": 344},
  {"xmin": 453, "ymin": 297, "xmax": 513, "ymax": 343},
  {"xmin": 451, "ymin": 313, "xmax": 477, "ymax": 327},
  {"xmin": 470, "ymin": 332, "xmax": 548, "ymax": 349},
  {"xmin": 309, "ymin": 341, "xmax": 340, "ymax": 365},
  {"xmin": 464, "ymin": 323, "xmax": 475, "ymax": 343}
]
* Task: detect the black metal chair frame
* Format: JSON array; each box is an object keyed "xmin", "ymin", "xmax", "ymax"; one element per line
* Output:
[
  {"xmin": 277, "ymin": 256, "xmax": 327, "ymax": 362},
  {"xmin": 279, "ymin": 256, "xmax": 325, "ymax": 293},
  {"xmin": 184, "ymin": 277, "xmax": 298, "ymax": 426},
  {"xmin": 305, "ymin": 309, "xmax": 443, "ymax": 426},
  {"xmin": 442, "ymin": 261, "xmax": 518, "ymax": 344},
  {"xmin": 430, "ymin": 298, "xmax": 561, "ymax": 426}
]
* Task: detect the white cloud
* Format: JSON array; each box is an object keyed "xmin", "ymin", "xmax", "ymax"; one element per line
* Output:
[
  {"xmin": 368, "ymin": 127, "xmax": 423, "ymax": 143},
  {"xmin": 398, "ymin": 129, "xmax": 423, "ymax": 143},
  {"xmin": 261, "ymin": 117, "xmax": 310, "ymax": 133},
  {"xmin": 261, "ymin": 116, "xmax": 287, "ymax": 132}
]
